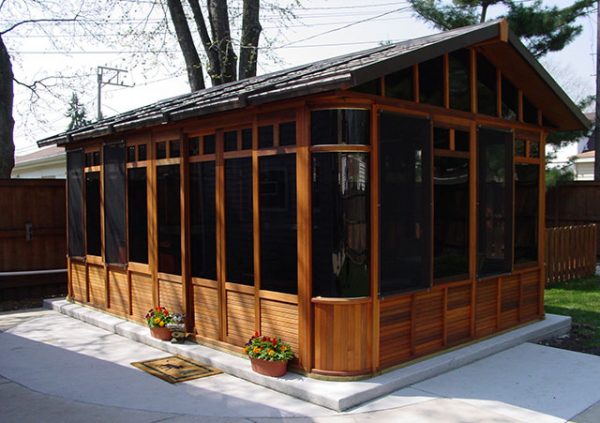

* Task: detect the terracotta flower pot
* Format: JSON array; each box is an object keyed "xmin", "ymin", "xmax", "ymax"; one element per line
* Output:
[
  {"xmin": 150, "ymin": 326, "xmax": 172, "ymax": 341},
  {"xmin": 250, "ymin": 357, "xmax": 288, "ymax": 377}
]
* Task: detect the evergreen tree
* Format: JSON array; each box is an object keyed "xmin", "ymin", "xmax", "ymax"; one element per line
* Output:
[
  {"xmin": 65, "ymin": 93, "xmax": 91, "ymax": 131},
  {"xmin": 408, "ymin": 0, "xmax": 595, "ymax": 57}
]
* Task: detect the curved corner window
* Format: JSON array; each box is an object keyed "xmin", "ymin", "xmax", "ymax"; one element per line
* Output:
[
  {"xmin": 311, "ymin": 109, "xmax": 370, "ymax": 145},
  {"xmin": 312, "ymin": 153, "xmax": 370, "ymax": 298}
]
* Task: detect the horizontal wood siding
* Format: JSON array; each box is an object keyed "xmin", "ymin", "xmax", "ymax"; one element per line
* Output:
[
  {"xmin": 260, "ymin": 299, "xmax": 299, "ymax": 353},
  {"xmin": 446, "ymin": 284, "xmax": 471, "ymax": 346},
  {"xmin": 193, "ymin": 284, "xmax": 220, "ymax": 339},
  {"xmin": 379, "ymin": 296, "xmax": 412, "ymax": 369},
  {"xmin": 226, "ymin": 290, "xmax": 255, "ymax": 346},
  {"xmin": 108, "ymin": 269, "xmax": 129, "ymax": 317},
  {"xmin": 71, "ymin": 262, "xmax": 87, "ymax": 303},
  {"xmin": 314, "ymin": 301, "xmax": 372, "ymax": 375},
  {"xmin": 158, "ymin": 279, "xmax": 184, "ymax": 313},
  {"xmin": 499, "ymin": 274, "xmax": 519, "ymax": 329},
  {"xmin": 414, "ymin": 291, "xmax": 444, "ymax": 356},
  {"xmin": 88, "ymin": 265, "xmax": 105, "ymax": 309},
  {"xmin": 521, "ymin": 269, "xmax": 539, "ymax": 321},
  {"xmin": 475, "ymin": 278, "xmax": 497, "ymax": 337},
  {"xmin": 131, "ymin": 272, "xmax": 153, "ymax": 322}
]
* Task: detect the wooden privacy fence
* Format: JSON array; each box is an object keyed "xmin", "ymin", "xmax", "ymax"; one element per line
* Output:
[
  {"xmin": 0, "ymin": 179, "xmax": 67, "ymax": 300},
  {"xmin": 546, "ymin": 224, "xmax": 597, "ymax": 285}
]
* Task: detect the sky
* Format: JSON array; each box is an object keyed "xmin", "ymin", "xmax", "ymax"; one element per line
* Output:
[{"xmin": 2, "ymin": 0, "xmax": 597, "ymax": 154}]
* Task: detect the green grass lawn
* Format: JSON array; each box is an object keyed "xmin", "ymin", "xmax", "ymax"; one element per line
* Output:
[{"xmin": 544, "ymin": 276, "xmax": 600, "ymax": 354}]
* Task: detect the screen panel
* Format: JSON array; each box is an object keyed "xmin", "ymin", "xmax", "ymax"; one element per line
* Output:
[
  {"xmin": 67, "ymin": 150, "xmax": 85, "ymax": 257},
  {"xmin": 190, "ymin": 161, "xmax": 217, "ymax": 280},
  {"xmin": 157, "ymin": 164, "xmax": 181, "ymax": 275},
  {"xmin": 514, "ymin": 164, "xmax": 539, "ymax": 264},
  {"xmin": 128, "ymin": 167, "xmax": 148, "ymax": 264},
  {"xmin": 104, "ymin": 143, "xmax": 126, "ymax": 264}
]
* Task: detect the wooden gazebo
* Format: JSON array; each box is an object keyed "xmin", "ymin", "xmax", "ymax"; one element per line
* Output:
[{"xmin": 40, "ymin": 19, "xmax": 588, "ymax": 377}]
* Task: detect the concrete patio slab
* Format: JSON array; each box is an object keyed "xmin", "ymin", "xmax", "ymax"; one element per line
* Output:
[{"xmin": 44, "ymin": 298, "xmax": 571, "ymax": 411}]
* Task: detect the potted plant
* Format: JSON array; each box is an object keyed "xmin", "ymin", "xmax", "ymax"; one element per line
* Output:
[
  {"xmin": 145, "ymin": 306, "xmax": 173, "ymax": 341},
  {"xmin": 243, "ymin": 332, "xmax": 294, "ymax": 377}
]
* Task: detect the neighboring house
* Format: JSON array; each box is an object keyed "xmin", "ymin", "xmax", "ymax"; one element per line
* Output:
[
  {"xmin": 573, "ymin": 150, "xmax": 595, "ymax": 180},
  {"xmin": 12, "ymin": 145, "xmax": 66, "ymax": 179},
  {"xmin": 546, "ymin": 112, "xmax": 593, "ymax": 174}
]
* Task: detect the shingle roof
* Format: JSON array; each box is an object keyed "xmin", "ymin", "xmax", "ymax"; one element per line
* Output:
[{"xmin": 37, "ymin": 19, "xmax": 588, "ymax": 147}]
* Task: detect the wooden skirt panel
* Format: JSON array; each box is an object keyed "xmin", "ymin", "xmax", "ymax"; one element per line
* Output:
[
  {"xmin": 108, "ymin": 269, "xmax": 129, "ymax": 317},
  {"xmin": 158, "ymin": 279, "xmax": 184, "ymax": 314},
  {"xmin": 71, "ymin": 262, "xmax": 87, "ymax": 303},
  {"xmin": 313, "ymin": 301, "xmax": 372, "ymax": 375},
  {"xmin": 193, "ymin": 284, "xmax": 220, "ymax": 339},
  {"xmin": 130, "ymin": 272, "xmax": 153, "ymax": 322},
  {"xmin": 260, "ymin": 298, "xmax": 299, "ymax": 353},
  {"xmin": 379, "ymin": 269, "xmax": 542, "ymax": 370},
  {"xmin": 88, "ymin": 265, "xmax": 106, "ymax": 309},
  {"xmin": 226, "ymin": 290, "xmax": 255, "ymax": 346}
]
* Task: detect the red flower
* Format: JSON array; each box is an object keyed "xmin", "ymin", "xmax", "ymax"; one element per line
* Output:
[{"xmin": 254, "ymin": 331, "xmax": 259, "ymax": 338}]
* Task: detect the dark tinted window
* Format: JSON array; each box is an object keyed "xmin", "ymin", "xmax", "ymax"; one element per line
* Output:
[
  {"xmin": 128, "ymin": 168, "xmax": 148, "ymax": 264},
  {"xmin": 259, "ymin": 125, "xmax": 274, "ymax": 149},
  {"xmin": 156, "ymin": 142, "xmax": 167, "ymax": 160},
  {"xmin": 127, "ymin": 146, "xmax": 136, "ymax": 163},
  {"xmin": 501, "ymin": 75, "xmax": 518, "ymax": 121},
  {"xmin": 449, "ymin": 49, "xmax": 471, "ymax": 112},
  {"xmin": 170, "ymin": 140, "xmax": 180, "ymax": 158},
  {"xmin": 477, "ymin": 54, "xmax": 497, "ymax": 116},
  {"xmin": 351, "ymin": 79, "xmax": 381, "ymax": 95},
  {"xmin": 67, "ymin": 150, "xmax": 85, "ymax": 257},
  {"xmin": 419, "ymin": 56, "xmax": 444, "ymax": 107},
  {"xmin": 138, "ymin": 144, "xmax": 147, "ymax": 161},
  {"xmin": 385, "ymin": 67, "xmax": 413, "ymax": 100},
  {"xmin": 225, "ymin": 158, "xmax": 254, "ymax": 285},
  {"xmin": 515, "ymin": 139, "xmax": 526, "ymax": 157},
  {"xmin": 279, "ymin": 122, "xmax": 296, "ymax": 146},
  {"xmin": 203, "ymin": 135, "xmax": 216, "ymax": 154},
  {"xmin": 241, "ymin": 128, "xmax": 253, "ymax": 150},
  {"xmin": 104, "ymin": 143, "xmax": 126, "ymax": 264},
  {"xmin": 189, "ymin": 137, "xmax": 200, "ymax": 156},
  {"xmin": 85, "ymin": 153, "xmax": 93, "ymax": 167},
  {"xmin": 379, "ymin": 112, "xmax": 432, "ymax": 294},
  {"xmin": 477, "ymin": 127, "xmax": 513, "ymax": 277},
  {"xmin": 530, "ymin": 140, "xmax": 540, "ymax": 158},
  {"xmin": 434, "ymin": 157, "xmax": 469, "ymax": 279},
  {"xmin": 92, "ymin": 151, "xmax": 101, "ymax": 166},
  {"xmin": 434, "ymin": 127, "xmax": 450, "ymax": 150},
  {"xmin": 455, "ymin": 129, "xmax": 470, "ymax": 152},
  {"xmin": 157, "ymin": 165, "xmax": 181, "ymax": 275},
  {"xmin": 224, "ymin": 131, "xmax": 237, "ymax": 152},
  {"xmin": 190, "ymin": 162, "xmax": 217, "ymax": 279},
  {"xmin": 523, "ymin": 96, "xmax": 538, "ymax": 124},
  {"xmin": 85, "ymin": 171, "xmax": 101, "ymax": 256},
  {"xmin": 515, "ymin": 164, "xmax": 539, "ymax": 264},
  {"xmin": 311, "ymin": 109, "xmax": 370, "ymax": 145},
  {"xmin": 260, "ymin": 154, "xmax": 297, "ymax": 294},
  {"xmin": 312, "ymin": 153, "xmax": 369, "ymax": 297}
]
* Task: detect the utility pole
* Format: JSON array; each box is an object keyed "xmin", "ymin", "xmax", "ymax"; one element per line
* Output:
[
  {"xmin": 595, "ymin": 0, "xmax": 600, "ymax": 180},
  {"xmin": 96, "ymin": 66, "xmax": 134, "ymax": 121}
]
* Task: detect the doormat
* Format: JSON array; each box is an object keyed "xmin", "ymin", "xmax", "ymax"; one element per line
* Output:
[{"xmin": 131, "ymin": 355, "xmax": 221, "ymax": 384}]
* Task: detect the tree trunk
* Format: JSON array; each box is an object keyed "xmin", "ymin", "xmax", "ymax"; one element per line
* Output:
[
  {"xmin": 188, "ymin": 0, "xmax": 222, "ymax": 86},
  {"xmin": 595, "ymin": 0, "xmax": 600, "ymax": 180},
  {"xmin": 166, "ymin": 0, "xmax": 205, "ymax": 92},
  {"xmin": 0, "ymin": 34, "xmax": 15, "ymax": 179},
  {"xmin": 208, "ymin": 0, "xmax": 237, "ymax": 84},
  {"xmin": 239, "ymin": 0, "xmax": 261, "ymax": 80}
]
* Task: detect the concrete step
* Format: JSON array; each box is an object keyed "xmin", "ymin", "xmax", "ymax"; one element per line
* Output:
[{"xmin": 44, "ymin": 298, "xmax": 570, "ymax": 412}]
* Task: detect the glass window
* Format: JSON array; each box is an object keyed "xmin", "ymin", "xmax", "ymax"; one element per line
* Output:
[
  {"xmin": 523, "ymin": 96, "xmax": 538, "ymax": 124},
  {"xmin": 67, "ymin": 150, "xmax": 85, "ymax": 257},
  {"xmin": 203, "ymin": 134, "xmax": 216, "ymax": 154},
  {"xmin": 169, "ymin": 140, "xmax": 180, "ymax": 158},
  {"xmin": 385, "ymin": 67, "xmax": 413, "ymax": 100},
  {"xmin": 311, "ymin": 109, "xmax": 370, "ymax": 145},
  {"xmin": 92, "ymin": 151, "xmax": 101, "ymax": 166},
  {"xmin": 190, "ymin": 162, "xmax": 217, "ymax": 279},
  {"xmin": 379, "ymin": 112, "xmax": 432, "ymax": 294},
  {"xmin": 477, "ymin": 127, "xmax": 513, "ymax": 277},
  {"xmin": 224, "ymin": 131, "xmax": 238, "ymax": 152},
  {"xmin": 189, "ymin": 137, "xmax": 200, "ymax": 156},
  {"xmin": 157, "ymin": 165, "xmax": 181, "ymax": 275},
  {"xmin": 501, "ymin": 75, "xmax": 518, "ymax": 121},
  {"xmin": 104, "ymin": 143, "xmax": 126, "ymax": 264},
  {"xmin": 514, "ymin": 164, "xmax": 539, "ymax": 264},
  {"xmin": 449, "ymin": 49, "xmax": 471, "ymax": 112},
  {"xmin": 225, "ymin": 158, "xmax": 254, "ymax": 285},
  {"xmin": 128, "ymin": 168, "xmax": 148, "ymax": 264},
  {"xmin": 259, "ymin": 125, "xmax": 274, "ymax": 149},
  {"xmin": 515, "ymin": 139, "xmax": 526, "ymax": 157},
  {"xmin": 419, "ymin": 56, "xmax": 444, "ymax": 107},
  {"xmin": 138, "ymin": 144, "xmax": 147, "ymax": 161},
  {"xmin": 434, "ymin": 127, "xmax": 450, "ymax": 150},
  {"xmin": 312, "ymin": 153, "xmax": 369, "ymax": 297},
  {"xmin": 279, "ymin": 122, "xmax": 296, "ymax": 146},
  {"xmin": 477, "ymin": 53, "xmax": 497, "ymax": 116},
  {"xmin": 127, "ymin": 146, "xmax": 136, "ymax": 163},
  {"xmin": 530, "ymin": 140, "xmax": 540, "ymax": 158},
  {"xmin": 241, "ymin": 128, "xmax": 253, "ymax": 150},
  {"xmin": 351, "ymin": 79, "xmax": 381, "ymax": 95},
  {"xmin": 455, "ymin": 129, "xmax": 470, "ymax": 152},
  {"xmin": 156, "ymin": 142, "xmax": 167, "ymax": 160},
  {"xmin": 85, "ymin": 171, "xmax": 101, "ymax": 256},
  {"xmin": 434, "ymin": 156, "xmax": 469, "ymax": 280},
  {"xmin": 260, "ymin": 154, "xmax": 297, "ymax": 294},
  {"xmin": 85, "ymin": 153, "xmax": 93, "ymax": 167}
]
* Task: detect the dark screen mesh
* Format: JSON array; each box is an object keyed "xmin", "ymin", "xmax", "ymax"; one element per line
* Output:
[
  {"xmin": 104, "ymin": 143, "xmax": 127, "ymax": 264},
  {"xmin": 157, "ymin": 165, "xmax": 181, "ymax": 275},
  {"xmin": 85, "ymin": 172, "xmax": 101, "ymax": 256},
  {"xmin": 190, "ymin": 162, "xmax": 217, "ymax": 280},
  {"xmin": 514, "ymin": 164, "xmax": 539, "ymax": 264},
  {"xmin": 128, "ymin": 167, "xmax": 148, "ymax": 263},
  {"xmin": 67, "ymin": 150, "xmax": 85, "ymax": 257}
]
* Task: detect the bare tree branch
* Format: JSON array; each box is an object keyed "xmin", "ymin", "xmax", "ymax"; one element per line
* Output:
[{"xmin": 1, "ymin": 15, "xmax": 81, "ymax": 35}]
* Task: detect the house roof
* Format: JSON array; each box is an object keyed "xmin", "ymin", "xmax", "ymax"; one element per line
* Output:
[
  {"xmin": 15, "ymin": 145, "xmax": 64, "ymax": 164},
  {"xmin": 38, "ymin": 19, "xmax": 588, "ymax": 147}
]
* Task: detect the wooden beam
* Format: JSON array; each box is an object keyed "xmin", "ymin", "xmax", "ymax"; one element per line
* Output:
[
  {"xmin": 216, "ymin": 130, "xmax": 226, "ymax": 341},
  {"xmin": 180, "ymin": 132, "xmax": 193, "ymax": 331},
  {"xmin": 443, "ymin": 53, "xmax": 450, "ymax": 109},
  {"xmin": 413, "ymin": 64, "xmax": 420, "ymax": 103},
  {"xmin": 149, "ymin": 134, "xmax": 159, "ymax": 307},
  {"xmin": 538, "ymin": 130, "xmax": 547, "ymax": 316},
  {"xmin": 252, "ymin": 115, "xmax": 261, "ymax": 334},
  {"xmin": 370, "ymin": 104, "xmax": 380, "ymax": 373},
  {"xmin": 496, "ymin": 69, "xmax": 502, "ymax": 118},
  {"xmin": 470, "ymin": 48, "xmax": 477, "ymax": 114},
  {"xmin": 469, "ymin": 121, "xmax": 477, "ymax": 337}
]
